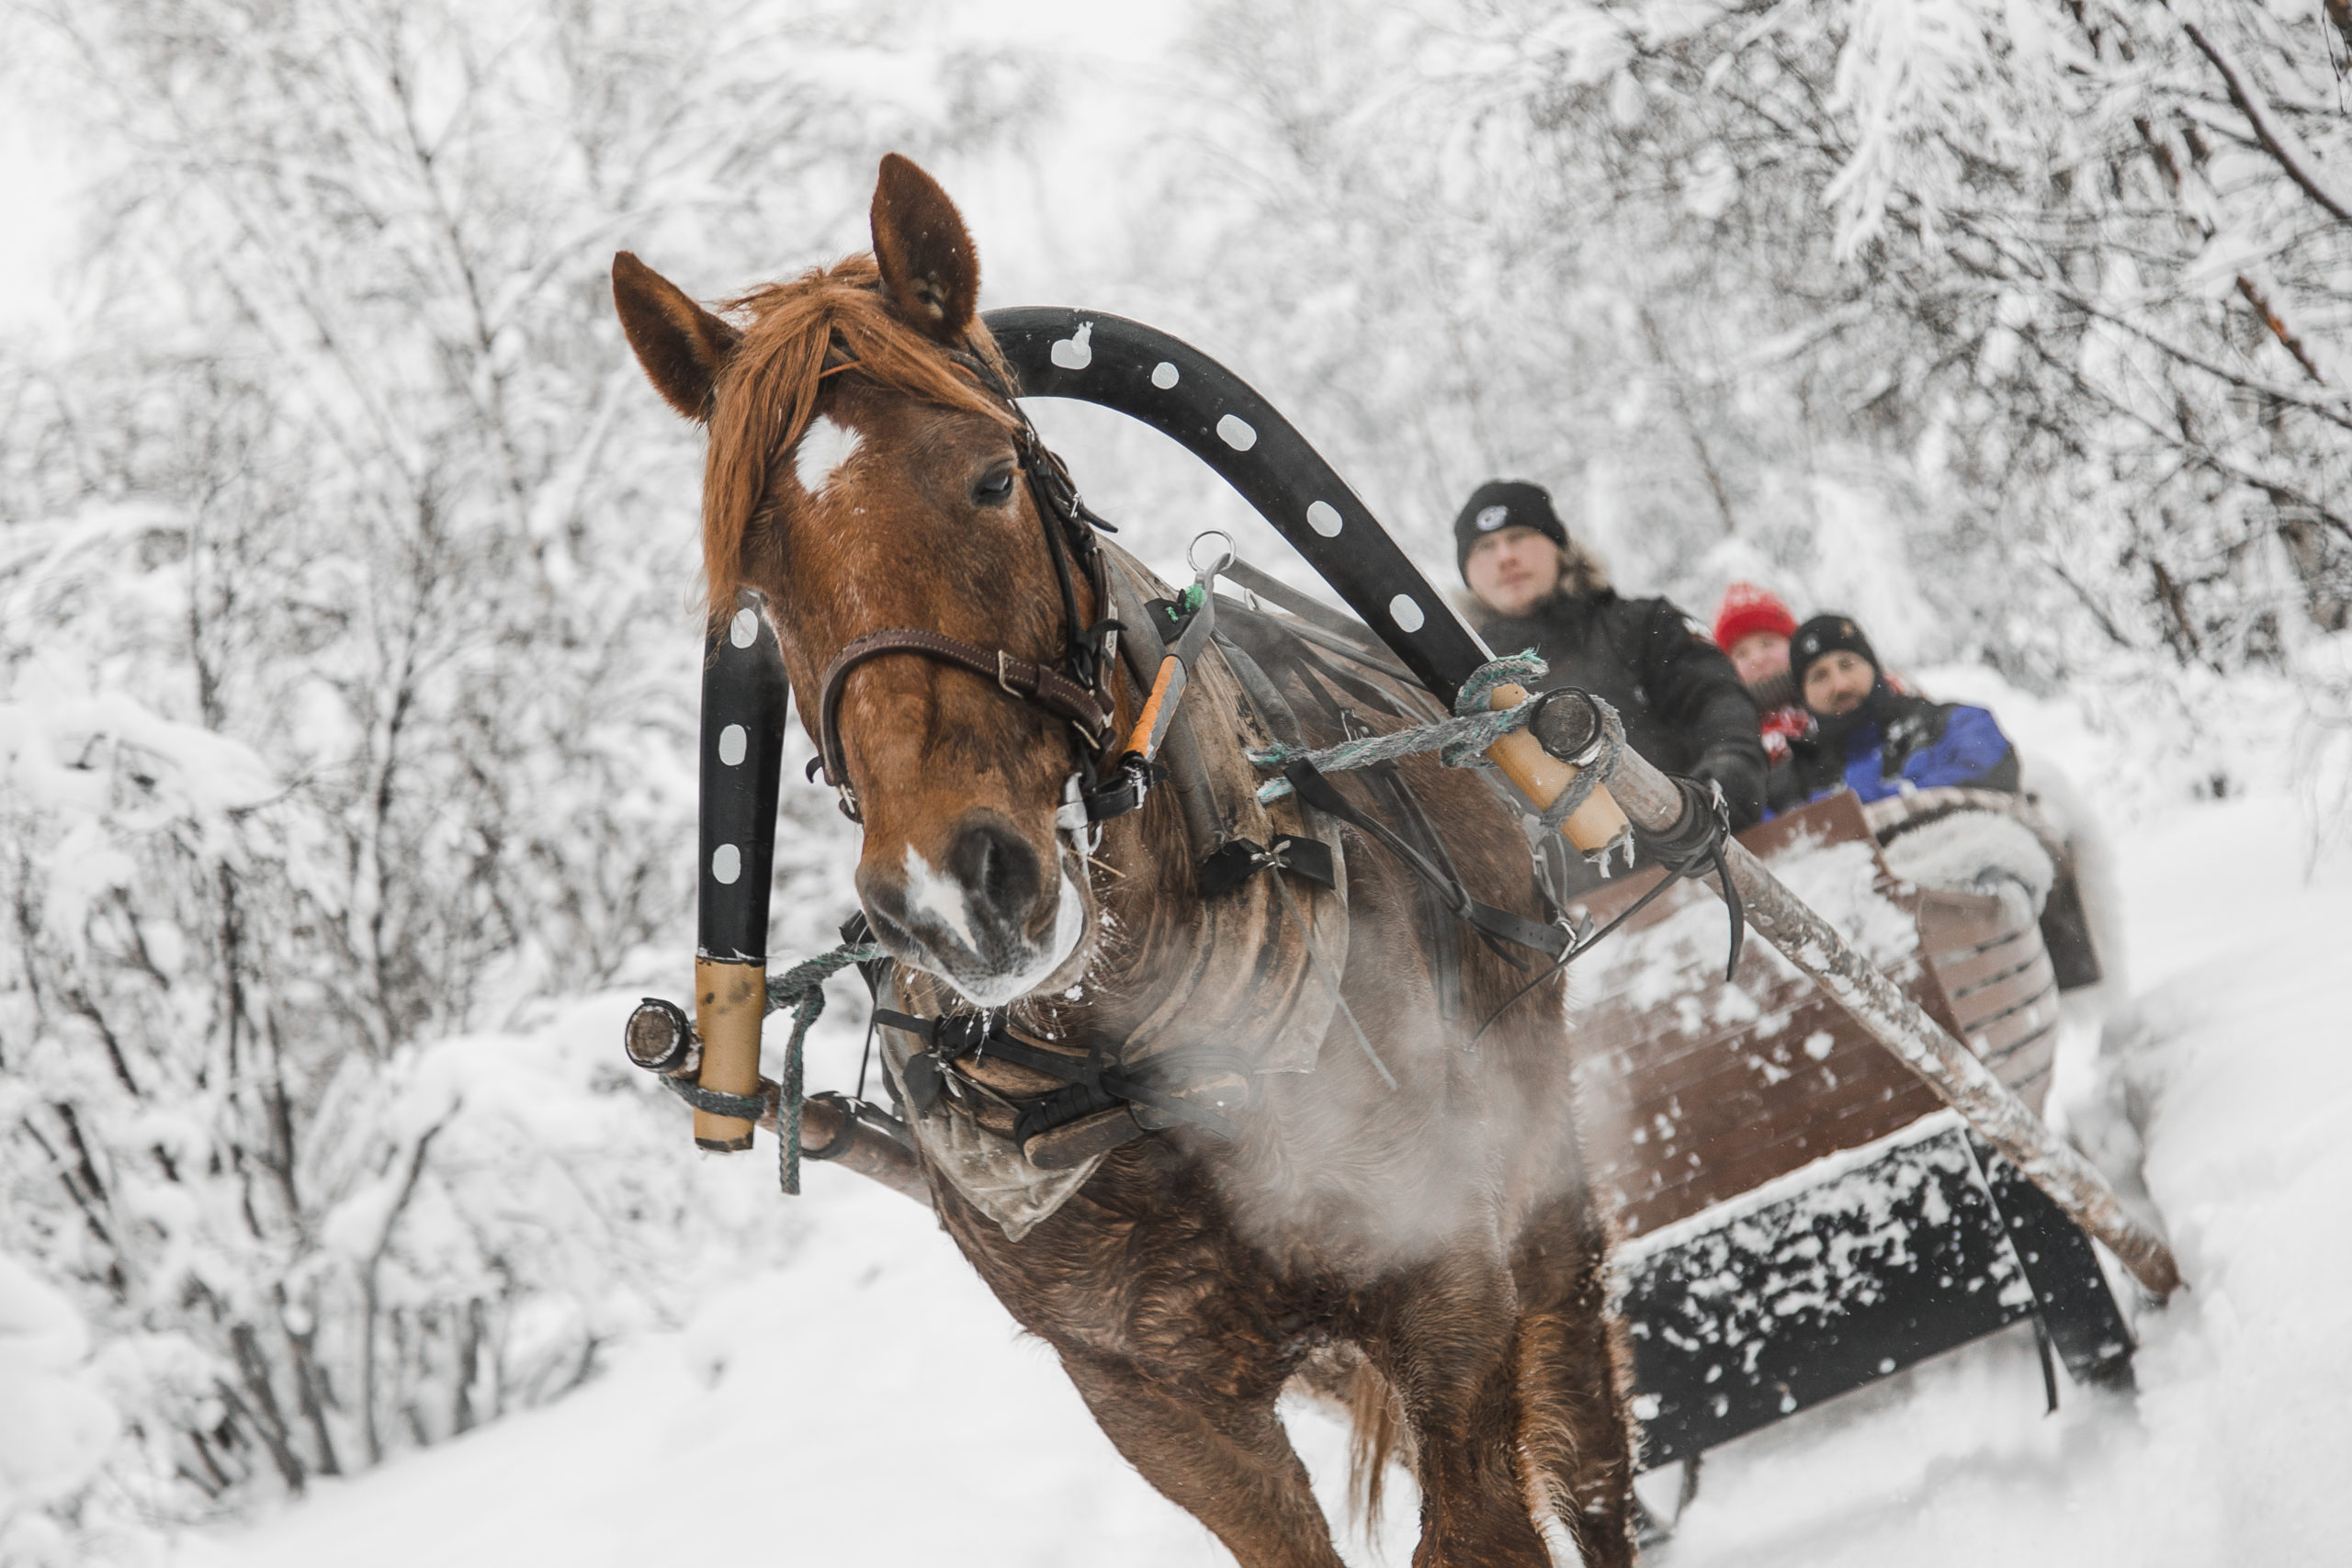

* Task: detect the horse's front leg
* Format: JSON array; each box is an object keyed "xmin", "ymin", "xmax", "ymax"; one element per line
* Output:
[
  {"xmin": 933, "ymin": 1177, "xmax": 1346, "ymax": 1568},
  {"xmin": 1055, "ymin": 1345, "xmax": 1349, "ymax": 1568},
  {"xmin": 1363, "ymin": 1245, "xmax": 1555, "ymax": 1568},
  {"xmin": 1510, "ymin": 1190, "xmax": 1636, "ymax": 1567}
]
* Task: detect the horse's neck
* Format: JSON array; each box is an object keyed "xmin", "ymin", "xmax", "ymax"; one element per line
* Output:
[{"xmin": 1023, "ymin": 643, "xmax": 1351, "ymax": 1075}]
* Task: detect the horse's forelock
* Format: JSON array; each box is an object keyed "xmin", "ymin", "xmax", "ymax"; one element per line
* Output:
[{"xmin": 698, "ymin": 254, "xmax": 1018, "ymax": 625}]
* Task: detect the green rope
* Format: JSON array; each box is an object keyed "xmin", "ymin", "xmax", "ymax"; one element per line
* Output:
[
  {"xmin": 1248, "ymin": 649, "xmax": 1552, "ymax": 795},
  {"xmin": 1246, "ymin": 650, "xmax": 1631, "ymax": 867},
  {"xmin": 763, "ymin": 942, "xmax": 888, "ymax": 1194}
]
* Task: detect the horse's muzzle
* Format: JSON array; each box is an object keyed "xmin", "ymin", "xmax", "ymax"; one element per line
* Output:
[{"xmin": 857, "ymin": 811, "xmax": 1085, "ymax": 1007}]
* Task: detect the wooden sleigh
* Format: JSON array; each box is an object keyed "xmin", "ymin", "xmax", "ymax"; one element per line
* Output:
[{"xmin": 1563, "ymin": 792, "xmax": 2132, "ymax": 1476}]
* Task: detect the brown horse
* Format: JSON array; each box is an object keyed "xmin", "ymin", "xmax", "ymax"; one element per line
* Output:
[{"xmin": 612, "ymin": 153, "xmax": 1635, "ymax": 1567}]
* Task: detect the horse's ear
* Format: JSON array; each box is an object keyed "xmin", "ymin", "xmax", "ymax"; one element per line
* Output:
[
  {"xmin": 612, "ymin": 251, "xmax": 741, "ymax": 422},
  {"xmin": 870, "ymin": 152, "xmax": 979, "ymax": 343}
]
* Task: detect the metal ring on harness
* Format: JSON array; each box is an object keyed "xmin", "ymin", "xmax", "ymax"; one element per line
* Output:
[{"xmin": 1187, "ymin": 529, "xmax": 1237, "ymax": 577}]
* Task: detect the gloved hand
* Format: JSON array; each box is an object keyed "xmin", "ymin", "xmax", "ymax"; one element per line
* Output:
[{"xmin": 1691, "ymin": 739, "xmax": 1767, "ymax": 831}]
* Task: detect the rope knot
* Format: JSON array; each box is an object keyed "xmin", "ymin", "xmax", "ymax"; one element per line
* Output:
[
  {"xmin": 1452, "ymin": 649, "xmax": 1549, "ymax": 716},
  {"xmin": 765, "ymin": 941, "xmax": 887, "ymax": 1194}
]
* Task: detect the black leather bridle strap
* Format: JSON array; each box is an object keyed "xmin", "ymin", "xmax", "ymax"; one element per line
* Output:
[
  {"xmin": 816, "ymin": 627, "xmax": 1115, "ymax": 818},
  {"xmin": 808, "ymin": 344, "xmax": 1134, "ymax": 826}
]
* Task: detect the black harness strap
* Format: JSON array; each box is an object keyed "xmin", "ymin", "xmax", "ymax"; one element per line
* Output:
[
  {"xmin": 816, "ymin": 626, "xmax": 1114, "ymax": 819},
  {"xmin": 1635, "ymin": 773, "xmax": 1747, "ymax": 981},
  {"xmin": 1280, "ymin": 759, "xmax": 1570, "ymax": 962},
  {"xmin": 807, "ymin": 338, "xmax": 1148, "ymax": 828},
  {"xmin": 1465, "ymin": 772, "xmax": 1747, "ymax": 1043},
  {"xmin": 873, "ymin": 1009, "xmax": 1239, "ymax": 1143}
]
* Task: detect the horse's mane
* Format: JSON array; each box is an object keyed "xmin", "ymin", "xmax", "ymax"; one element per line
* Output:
[{"xmin": 702, "ymin": 254, "xmax": 1019, "ymax": 618}]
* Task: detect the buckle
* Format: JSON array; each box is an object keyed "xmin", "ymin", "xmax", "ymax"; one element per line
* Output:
[{"xmin": 1085, "ymin": 754, "xmax": 1150, "ymax": 822}]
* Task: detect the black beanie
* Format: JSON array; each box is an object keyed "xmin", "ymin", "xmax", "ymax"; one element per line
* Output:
[
  {"xmin": 1789, "ymin": 613, "xmax": 1879, "ymax": 686},
  {"xmin": 1453, "ymin": 479, "xmax": 1568, "ymax": 579}
]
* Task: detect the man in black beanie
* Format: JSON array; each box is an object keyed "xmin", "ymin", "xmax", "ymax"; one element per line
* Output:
[
  {"xmin": 1453, "ymin": 479, "xmax": 1766, "ymax": 830},
  {"xmin": 1771, "ymin": 612, "xmax": 2019, "ymax": 811}
]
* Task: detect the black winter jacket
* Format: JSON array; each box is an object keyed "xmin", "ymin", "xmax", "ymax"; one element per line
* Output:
[{"xmin": 1468, "ymin": 589, "xmax": 1766, "ymax": 827}]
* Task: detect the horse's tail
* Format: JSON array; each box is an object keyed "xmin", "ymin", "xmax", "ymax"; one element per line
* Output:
[{"xmin": 1346, "ymin": 1358, "xmax": 1408, "ymax": 1526}]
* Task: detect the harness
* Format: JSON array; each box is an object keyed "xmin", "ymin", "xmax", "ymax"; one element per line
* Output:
[
  {"xmin": 638, "ymin": 316, "xmax": 1744, "ymax": 1201},
  {"xmin": 805, "ymin": 351, "xmax": 1159, "ymax": 834}
]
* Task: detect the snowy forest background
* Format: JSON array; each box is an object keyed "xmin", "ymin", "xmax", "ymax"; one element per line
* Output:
[{"xmin": 2, "ymin": 0, "xmax": 2349, "ymax": 1562}]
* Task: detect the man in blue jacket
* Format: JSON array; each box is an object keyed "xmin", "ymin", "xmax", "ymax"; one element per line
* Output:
[{"xmin": 1769, "ymin": 614, "xmax": 2018, "ymax": 811}]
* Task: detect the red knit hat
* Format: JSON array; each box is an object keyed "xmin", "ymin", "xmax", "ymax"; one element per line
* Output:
[{"xmin": 1713, "ymin": 582, "xmax": 1797, "ymax": 651}]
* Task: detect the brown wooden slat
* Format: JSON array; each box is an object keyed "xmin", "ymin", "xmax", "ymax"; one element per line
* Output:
[
  {"xmin": 1928, "ymin": 931, "xmax": 2042, "ymax": 999},
  {"xmin": 1584, "ymin": 1021, "xmax": 1953, "ymax": 1233},
  {"xmin": 1916, "ymin": 890, "xmax": 2041, "ymax": 980},
  {"xmin": 1569, "ymin": 969, "xmax": 1876, "ymax": 1091},
  {"xmin": 1575, "ymin": 1002, "xmax": 1939, "ymax": 1172},
  {"xmin": 1962, "ymin": 989, "xmax": 2060, "ymax": 1071},
  {"xmin": 1606, "ymin": 1077, "xmax": 1958, "ymax": 1236},
  {"xmin": 1588, "ymin": 1020, "xmax": 2047, "ymax": 1242},
  {"xmin": 1561, "ymin": 794, "xmax": 2066, "ymax": 1235},
  {"xmin": 1981, "ymin": 1032, "xmax": 2056, "ymax": 1105}
]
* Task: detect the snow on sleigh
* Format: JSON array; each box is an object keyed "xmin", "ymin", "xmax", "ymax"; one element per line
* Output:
[
  {"xmin": 1561, "ymin": 786, "xmax": 2134, "ymax": 1489},
  {"xmin": 624, "ymin": 300, "xmax": 2177, "ymax": 1504}
]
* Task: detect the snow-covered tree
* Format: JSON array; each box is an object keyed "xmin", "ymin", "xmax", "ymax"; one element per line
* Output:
[
  {"xmin": 1163, "ymin": 0, "xmax": 2352, "ymax": 808},
  {"xmin": 0, "ymin": 0, "xmax": 1029, "ymax": 1546}
]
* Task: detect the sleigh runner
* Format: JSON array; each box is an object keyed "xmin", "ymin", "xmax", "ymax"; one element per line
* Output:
[{"xmin": 612, "ymin": 155, "xmax": 2171, "ymax": 1564}]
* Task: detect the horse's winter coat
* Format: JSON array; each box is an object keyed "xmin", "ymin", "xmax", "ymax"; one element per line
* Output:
[{"xmin": 612, "ymin": 152, "xmax": 1636, "ymax": 1567}]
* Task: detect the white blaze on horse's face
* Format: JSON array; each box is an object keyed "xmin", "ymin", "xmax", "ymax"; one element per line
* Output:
[
  {"xmin": 794, "ymin": 413, "xmax": 864, "ymax": 501},
  {"xmin": 893, "ymin": 840, "xmax": 1088, "ymax": 1009}
]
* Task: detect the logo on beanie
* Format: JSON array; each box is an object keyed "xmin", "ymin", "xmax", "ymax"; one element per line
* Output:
[{"xmin": 1475, "ymin": 504, "xmax": 1510, "ymax": 532}]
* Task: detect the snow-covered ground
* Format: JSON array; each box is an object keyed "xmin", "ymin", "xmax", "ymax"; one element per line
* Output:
[{"xmin": 144, "ymin": 784, "xmax": 2352, "ymax": 1568}]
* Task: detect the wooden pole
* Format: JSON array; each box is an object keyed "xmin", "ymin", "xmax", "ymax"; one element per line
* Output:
[
  {"xmin": 692, "ymin": 958, "xmax": 763, "ymax": 1152},
  {"xmin": 1592, "ymin": 741, "xmax": 2181, "ymax": 1301},
  {"xmin": 780, "ymin": 1095, "xmax": 932, "ymax": 1205},
  {"xmin": 1481, "ymin": 682, "xmax": 1632, "ymax": 855}
]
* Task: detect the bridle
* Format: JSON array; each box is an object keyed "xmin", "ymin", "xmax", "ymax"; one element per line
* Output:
[{"xmin": 807, "ymin": 344, "xmax": 1152, "ymax": 837}]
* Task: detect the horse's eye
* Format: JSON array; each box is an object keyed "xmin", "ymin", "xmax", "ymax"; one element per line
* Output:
[{"xmin": 973, "ymin": 469, "xmax": 1017, "ymax": 506}]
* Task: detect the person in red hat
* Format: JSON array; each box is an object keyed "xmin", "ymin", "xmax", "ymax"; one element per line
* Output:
[{"xmin": 1713, "ymin": 583, "xmax": 1810, "ymax": 763}]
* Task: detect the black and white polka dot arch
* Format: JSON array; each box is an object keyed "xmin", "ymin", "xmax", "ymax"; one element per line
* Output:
[
  {"xmin": 697, "ymin": 595, "xmax": 790, "ymax": 965},
  {"xmin": 984, "ymin": 308, "xmax": 1493, "ymax": 706}
]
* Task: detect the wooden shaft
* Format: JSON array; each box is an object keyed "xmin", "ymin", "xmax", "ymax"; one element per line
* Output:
[
  {"xmin": 692, "ymin": 957, "xmax": 763, "ymax": 1151},
  {"xmin": 1481, "ymin": 682, "xmax": 1633, "ymax": 853},
  {"xmin": 781, "ymin": 1097, "xmax": 932, "ymax": 1205},
  {"xmin": 1598, "ymin": 747, "xmax": 2182, "ymax": 1301}
]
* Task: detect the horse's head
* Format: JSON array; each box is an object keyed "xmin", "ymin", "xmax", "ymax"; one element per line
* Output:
[{"xmin": 613, "ymin": 155, "xmax": 1105, "ymax": 1008}]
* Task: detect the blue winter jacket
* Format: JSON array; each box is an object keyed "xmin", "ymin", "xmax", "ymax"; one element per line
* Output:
[{"xmin": 1770, "ymin": 691, "xmax": 2020, "ymax": 810}]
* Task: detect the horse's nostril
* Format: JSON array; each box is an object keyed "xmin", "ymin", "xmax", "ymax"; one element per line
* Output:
[{"xmin": 946, "ymin": 818, "xmax": 1044, "ymax": 933}]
